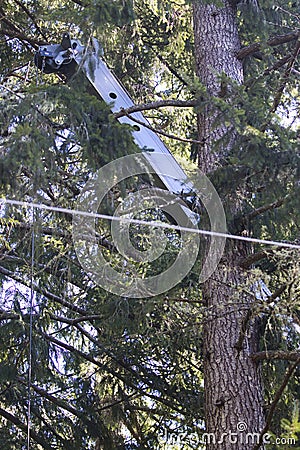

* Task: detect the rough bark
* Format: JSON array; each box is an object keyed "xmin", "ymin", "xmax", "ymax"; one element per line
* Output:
[
  {"xmin": 193, "ymin": 2, "xmax": 266, "ymax": 449},
  {"xmin": 194, "ymin": 0, "xmax": 243, "ymax": 173},
  {"xmin": 202, "ymin": 254, "xmax": 266, "ymax": 449}
]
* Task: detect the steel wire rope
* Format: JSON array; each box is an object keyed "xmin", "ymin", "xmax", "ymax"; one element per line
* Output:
[{"xmin": 27, "ymin": 206, "xmax": 35, "ymax": 450}]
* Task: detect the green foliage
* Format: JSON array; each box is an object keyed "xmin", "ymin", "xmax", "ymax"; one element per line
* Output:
[{"xmin": 267, "ymin": 401, "xmax": 300, "ymax": 449}]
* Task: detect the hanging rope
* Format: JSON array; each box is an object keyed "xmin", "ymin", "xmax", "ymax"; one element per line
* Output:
[{"xmin": 27, "ymin": 207, "xmax": 36, "ymax": 450}]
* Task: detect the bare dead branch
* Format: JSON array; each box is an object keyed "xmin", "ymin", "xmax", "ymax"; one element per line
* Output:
[
  {"xmin": 240, "ymin": 250, "xmax": 269, "ymax": 268},
  {"xmin": 124, "ymin": 112, "xmax": 203, "ymax": 144},
  {"xmin": 114, "ymin": 99, "xmax": 197, "ymax": 118},
  {"xmin": 247, "ymin": 197, "xmax": 285, "ymax": 220},
  {"xmin": 263, "ymin": 54, "xmax": 292, "ymax": 76},
  {"xmin": 270, "ymin": 38, "xmax": 300, "ymax": 113},
  {"xmin": 252, "ymin": 350, "xmax": 300, "ymax": 362},
  {"xmin": 237, "ymin": 30, "xmax": 300, "ymax": 60}
]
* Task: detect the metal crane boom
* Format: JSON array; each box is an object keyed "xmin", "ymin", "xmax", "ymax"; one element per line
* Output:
[{"xmin": 34, "ymin": 33, "xmax": 196, "ymax": 205}]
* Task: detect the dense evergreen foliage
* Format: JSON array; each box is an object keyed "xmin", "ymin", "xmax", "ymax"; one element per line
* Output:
[{"xmin": 0, "ymin": 0, "xmax": 299, "ymax": 448}]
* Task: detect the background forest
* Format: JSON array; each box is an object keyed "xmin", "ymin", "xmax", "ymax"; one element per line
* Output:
[{"xmin": 0, "ymin": 0, "xmax": 300, "ymax": 449}]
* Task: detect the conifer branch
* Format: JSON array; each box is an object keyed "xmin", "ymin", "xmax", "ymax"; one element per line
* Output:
[
  {"xmin": 154, "ymin": 50, "xmax": 190, "ymax": 86},
  {"xmin": 50, "ymin": 313, "xmax": 103, "ymax": 325},
  {"xmin": 0, "ymin": 265, "xmax": 88, "ymax": 316},
  {"xmin": 235, "ymin": 284, "xmax": 287, "ymax": 351},
  {"xmin": 0, "ymin": 407, "xmax": 53, "ymax": 450},
  {"xmin": 11, "ymin": 0, "xmax": 48, "ymax": 40},
  {"xmin": 4, "ymin": 221, "xmax": 115, "ymax": 251},
  {"xmin": 264, "ymin": 284, "xmax": 287, "ymax": 304},
  {"xmin": 0, "ymin": 4, "xmax": 47, "ymax": 53},
  {"xmin": 17, "ymin": 377, "xmax": 104, "ymax": 432},
  {"xmin": 253, "ymin": 357, "xmax": 300, "ymax": 450},
  {"xmin": 42, "ymin": 332, "xmax": 184, "ymax": 413},
  {"xmin": 263, "ymin": 54, "xmax": 292, "ymax": 76},
  {"xmin": 270, "ymin": 37, "xmax": 300, "ymax": 113},
  {"xmin": 0, "ymin": 309, "xmax": 19, "ymax": 321},
  {"xmin": 0, "ymin": 23, "xmax": 45, "ymax": 47},
  {"xmin": 69, "ymin": 0, "xmax": 86, "ymax": 5},
  {"xmin": 240, "ymin": 243, "xmax": 299, "ymax": 268}
]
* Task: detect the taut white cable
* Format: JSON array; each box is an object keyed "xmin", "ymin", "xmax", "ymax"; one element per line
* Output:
[
  {"xmin": 1, "ymin": 197, "xmax": 300, "ymax": 250},
  {"xmin": 27, "ymin": 207, "xmax": 35, "ymax": 450}
]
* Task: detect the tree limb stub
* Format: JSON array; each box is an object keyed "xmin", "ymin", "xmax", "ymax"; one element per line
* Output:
[
  {"xmin": 252, "ymin": 351, "xmax": 300, "ymax": 362},
  {"xmin": 239, "ymin": 250, "xmax": 268, "ymax": 268},
  {"xmin": 237, "ymin": 30, "xmax": 300, "ymax": 60}
]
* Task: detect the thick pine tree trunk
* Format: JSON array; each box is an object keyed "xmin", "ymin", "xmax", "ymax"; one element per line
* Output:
[{"xmin": 193, "ymin": 2, "xmax": 266, "ymax": 449}]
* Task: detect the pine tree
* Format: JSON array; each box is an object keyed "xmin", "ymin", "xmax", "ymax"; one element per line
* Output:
[{"xmin": 193, "ymin": 1, "xmax": 300, "ymax": 448}]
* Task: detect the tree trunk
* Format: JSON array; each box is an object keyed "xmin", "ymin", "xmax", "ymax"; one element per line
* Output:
[
  {"xmin": 193, "ymin": 2, "xmax": 266, "ymax": 448},
  {"xmin": 194, "ymin": 0, "xmax": 243, "ymax": 173}
]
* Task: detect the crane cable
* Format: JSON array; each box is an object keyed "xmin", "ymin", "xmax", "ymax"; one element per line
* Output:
[{"xmin": 27, "ymin": 207, "xmax": 36, "ymax": 450}]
